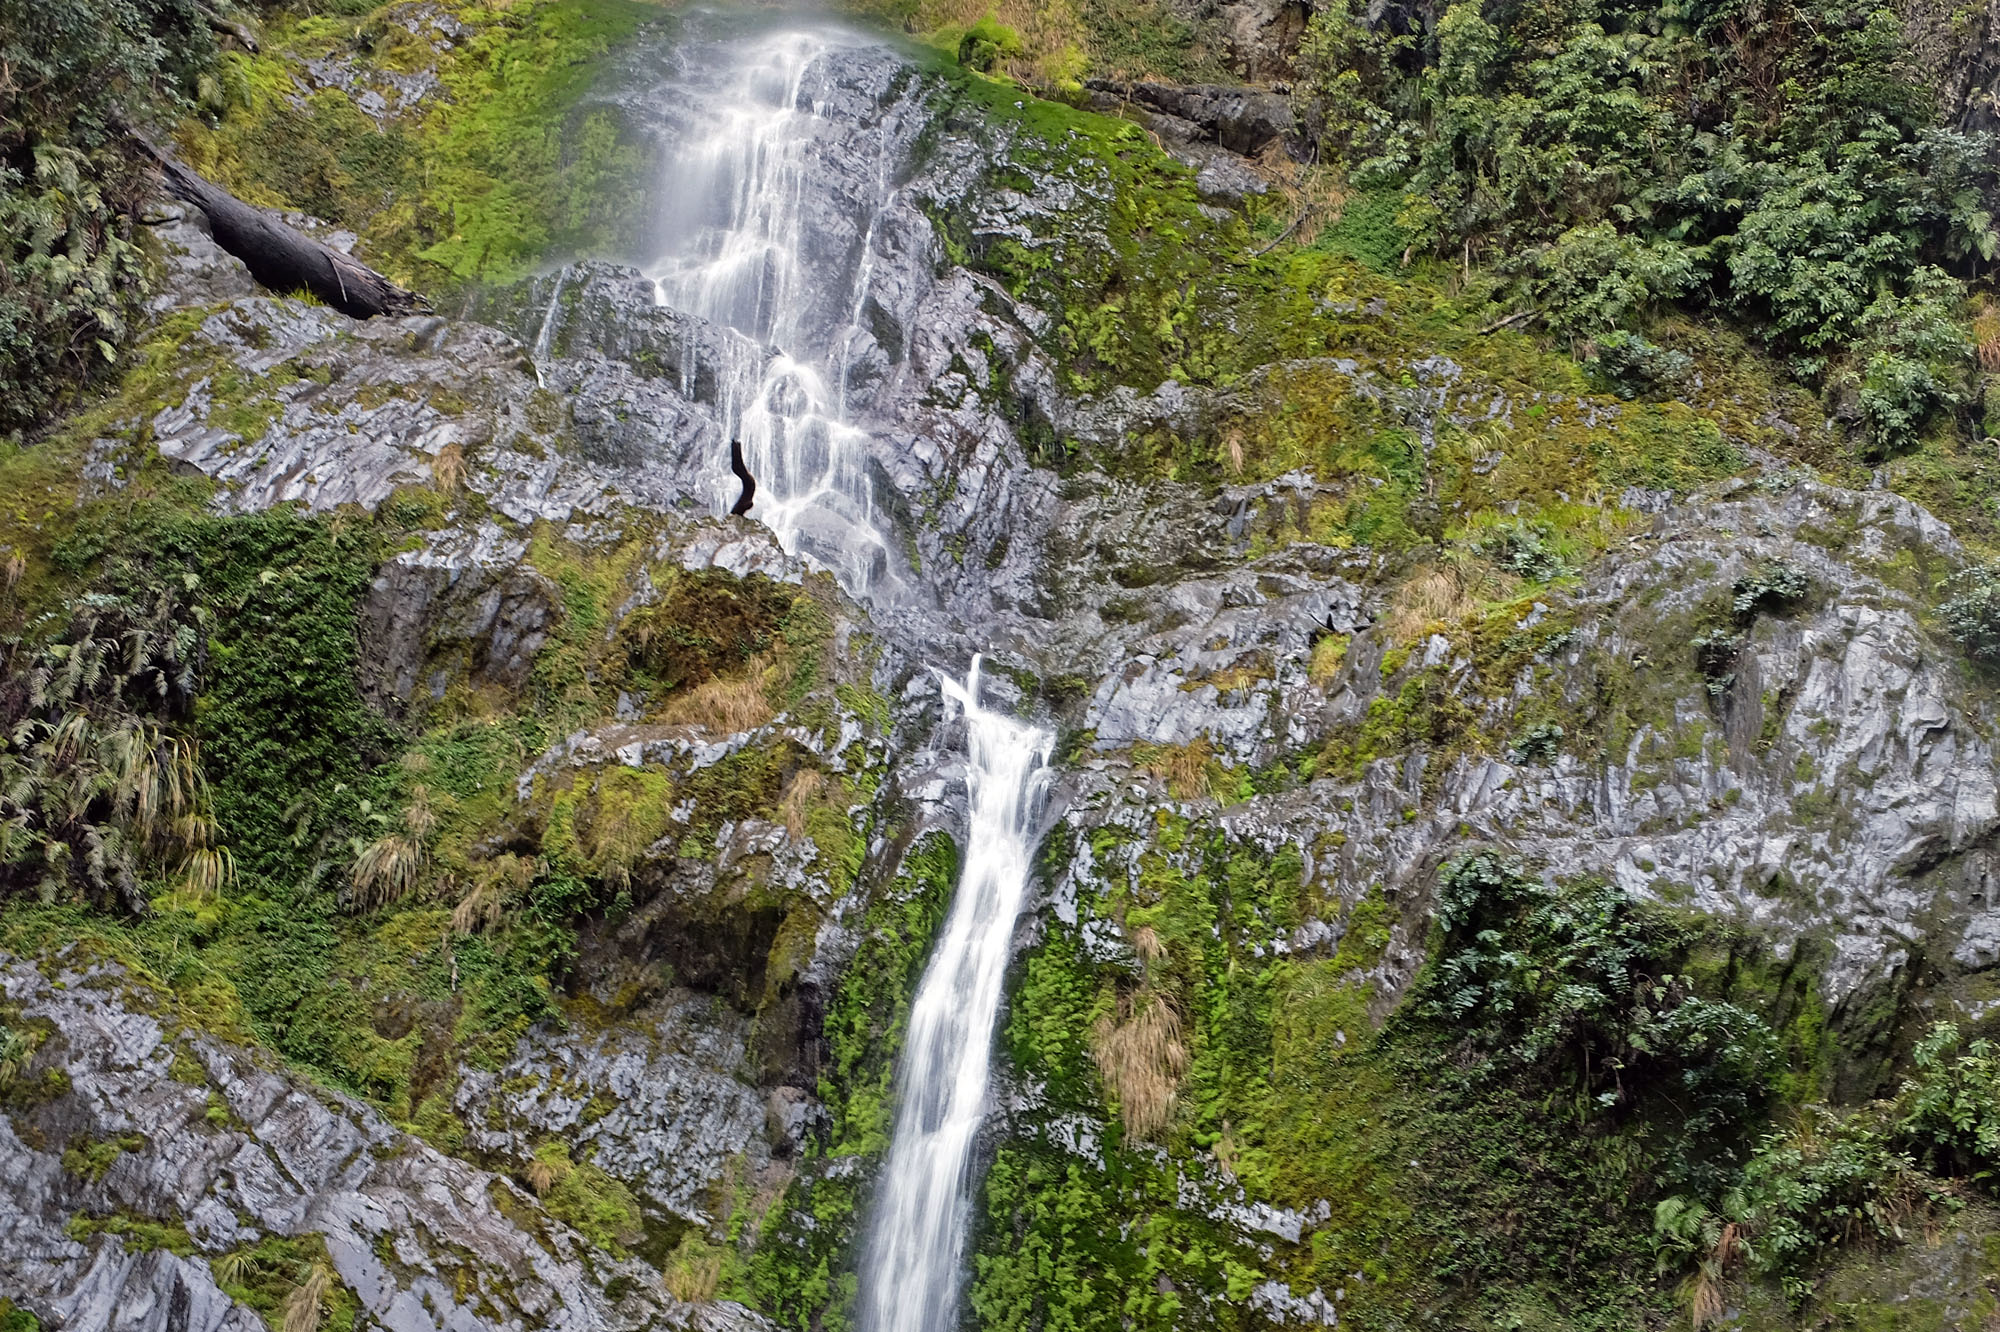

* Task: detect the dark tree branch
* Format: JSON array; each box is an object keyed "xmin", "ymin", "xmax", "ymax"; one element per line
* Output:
[
  {"xmin": 132, "ymin": 134, "xmax": 428, "ymax": 320},
  {"xmin": 200, "ymin": 6, "xmax": 260, "ymax": 52},
  {"xmin": 1478, "ymin": 309, "xmax": 1538, "ymax": 335}
]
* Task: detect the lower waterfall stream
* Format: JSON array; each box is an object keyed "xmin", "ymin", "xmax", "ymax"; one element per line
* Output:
[
  {"xmin": 859, "ymin": 665, "xmax": 1053, "ymax": 1332},
  {"xmin": 642, "ymin": 25, "xmax": 1054, "ymax": 1331}
]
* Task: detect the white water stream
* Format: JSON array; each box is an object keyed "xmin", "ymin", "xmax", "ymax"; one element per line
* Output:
[
  {"xmin": 860, "ymin": 663, "xmax": 1053, "ymax": 1332},
  {"xmin": 646, "ymin": 28, "xmax": 905, "ymax": 601},
  {"xmin": 645, "ymin": 29, "xmax": 1054, "ymax": 1332}
]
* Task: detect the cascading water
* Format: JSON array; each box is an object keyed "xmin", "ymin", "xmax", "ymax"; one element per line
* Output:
[
  {"xmin": 860, "ymin": 663, "xmax": 1053, "ymax": 1332},
  {"xmin": 646, "ymin": 27, "xmax": 909, "ymax": 602},
  {"xmin": 645, "ymin": 28, "xmax": 1053, "ymax": 1331}
]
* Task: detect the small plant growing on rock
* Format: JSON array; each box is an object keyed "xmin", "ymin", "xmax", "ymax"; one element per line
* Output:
[
  {"xmin": 1478, "ymin": 519, "xmax": 1569, "ymax": 583},
  {"xmin": 1692, "ymin": 628, "xmax": 1741, "ymax": 696},
  {"xmin": 1731, "ymin": 560, "xmax": 1809, "ymax": 619},
  {"xmin": 1091, "ymin": 989, "xmax": 1189, "ymax": 1140},
  {"xmin": 1940, "ymin": 565, "xmax": 2000, "ymax": 665},
  {"xmin": 281, "ymin": 1259, "xmax": 334, "ymax": 1332},
  {"xmin": 1507, "ymin": 720, "xmax": 1564, "ymax": 765},
  {"xmin": 348, "ymin": 785, "xmax": 436, "ymax": 911}
]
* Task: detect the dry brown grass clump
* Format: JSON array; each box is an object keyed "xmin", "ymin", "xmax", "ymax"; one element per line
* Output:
[
  {"xmin": 663, "ymin": 1236, "xmax": 725, "ymax": 1302},
  {"xmin": 660, "ymin": 672, "xmax": 774, "ymax": 735},
  {"xmin": 350, "ymin": 784, "xmax": 436, "ymax": 910},
  {"xmin": 281, "ymin": 1261, "xmax": 334, "ymax": 1332},
  {"xmin": 1975, "ymin": 299, "xmax": 2000, "ymax": 372},
  {"xmin": 1091, "ymin": 989, "xmax": 1188, "ymax": 1139},
  {"xmin": 452, "ymin": 852, "xmax": 535, "ymax": 936},
  {"xmin": 1140, "ymin": 737, "xmax": 1217, "ymax": 800},
  {"xmin": 430, "ymin": 440, "xmax": 468, "ymax": 494},
  {"xmin": 778, "ymin": 768, "xmax": 824, "ymax": 840},
  {"xmin": 1382, "ymin": 566, "xmax": 1477, "ymax": 646},
  {"xmin": 524, "ymin": 1142, "xmax": 572, "ymax": 1197}
]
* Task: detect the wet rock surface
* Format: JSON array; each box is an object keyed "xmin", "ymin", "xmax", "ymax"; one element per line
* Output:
[
  {"xmin": 26, "ymin": 13, "xmax": 2000, "ymax": 1328},
  {"xmin": 0, "ymin": 957, "xmax": 769, "ymax": 1332}
]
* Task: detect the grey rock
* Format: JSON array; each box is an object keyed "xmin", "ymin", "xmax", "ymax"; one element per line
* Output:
[{"xmin": 0, "ymin": 956, "xmax": 769, "ymax": 1332}]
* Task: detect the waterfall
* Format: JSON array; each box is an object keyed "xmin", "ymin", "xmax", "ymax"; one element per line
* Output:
[
  {"xmin": 646, "ymin": 27, "xmax": 909, "ymax": 602},
  {"xmin": 861, "ymin": 662, "xmax": 1053, "ymax": 1332},
  {"xmin": 529, "ymin": 270, "xmax": 565, "ymax": 388},
  {"xmin": 646, "ymin": 30, "xmax": 1052, "ymax": 1330}
]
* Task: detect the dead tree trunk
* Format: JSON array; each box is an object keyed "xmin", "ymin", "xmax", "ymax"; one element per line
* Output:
[{"xmin": 135, "ymin": 136, "xmax": 427, "ymax": 320}]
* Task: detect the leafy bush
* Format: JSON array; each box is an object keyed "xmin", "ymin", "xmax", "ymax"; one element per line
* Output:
[
  {"xmin": 1840, "ymin": 271, "xmax": 1973, "ymax": 457},
  {"xmin": 0, "ymin": 0, "xmax": 223, "ymax": 435},
  {"xmin": 1298, "ymin": 0, "xmax": 1995, "ymax": 442},
  {"xmin": 0, "ymin": 589, "xmax": 226, "ymax": 912},
  {"xmin": 1591, "ymin": 330, "xmax": 1694, "ymax": 400},
  {"xmin": 1477, "ymin": 519, "xmax": 1568, "ymax": 582},
  {"xmin": 1899, "ymin": 1021, "xmax": 2000, "ymax": 1178},
  {"xmin": 1692, "ymin": 628, "xmax": 1741, "ymax": 696},
  {"xmin": 1731, "ymin": 561, "xmax": 1809, "ymax": 619},
  {"xmin": 1941, "ymin": 564, "xmax": 2000, "ymax": 665},
  {"xmin": 1655, "ymin": 1107, "xmax": 1939, "ymax": 1315},
  {"xmin": 1423, "ymin": 853, "xmax": 1776, "ymax": 1140},
  {"xmin": 1507, "ymin": 720, "xmax": 1564, "ymax": 766},
  {"xmin": 1524, "ymin": 224, "xmax": 1698, "ymax": 344}
]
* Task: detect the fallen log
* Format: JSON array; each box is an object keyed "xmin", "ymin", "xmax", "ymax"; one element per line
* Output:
[{"xmin": 134, "ymin": 135, "xmax": 427, "ymax": 320}]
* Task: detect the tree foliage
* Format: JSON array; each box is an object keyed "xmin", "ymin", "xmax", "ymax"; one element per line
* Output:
[
  {"xmin": 1301, "ymin": 0, "xmax": 1993, "ymax": 450},
  {"xmin": 0, "ymin": 0, "xmax": 226, "ymax": 436}
]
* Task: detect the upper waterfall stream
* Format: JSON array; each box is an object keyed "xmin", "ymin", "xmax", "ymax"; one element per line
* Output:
[
  {"xmin": 647, "ymin": 26, "xmax": 912, "ymax": 603},
  {"xmin": 645, "ymin": 27, "xmax": 1053, "ymax": 1331}
]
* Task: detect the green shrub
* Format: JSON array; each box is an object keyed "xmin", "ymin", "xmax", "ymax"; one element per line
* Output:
[
  {"xmin": 1477, "ymin": 518, "xmax": 1568, "ymax": 582},
  {"xmin": 1422, "ymin": 853, "xmax": 1777, "ymax": 1145},
  {"xmin": 1591, "ymin": 330, "xmax": 1694, "ymax": 400},
  {"xmin": 1523, "ymin": 224, "xmax": 1698, "ymax": 344},
  {"xmin": 1841, "ymin": 271, "xmax": 1973, "ymax": 458},
  {"xmin": 1655, "ymin": 1107, "xmax": 1939, "ymax": 1311},
  {"xmin": 1692, "ymin": 627, "xmax": 1741, "ymax": 696},
  {"xmin": 1898, "ymin": 1021, "xmax": 2000, "ymax": 1179},
  {"xmin": 1731, "ymin": 562, "xmax": 1809, "ymax": 619},
  {"xmin": 1296, "ymin": 0, "xmax": 1996, "ymax": 417},
  {"xmin": 1507, "ymin": 720, "xmax": 1564, "ymax": 766},
  {"xmin": 0, "ymin": 0, "xmax": 221, "ymax": 435},
  {"xmin": 1941, "ymin": 565, "xmax": 2000, "ymax": 665}
]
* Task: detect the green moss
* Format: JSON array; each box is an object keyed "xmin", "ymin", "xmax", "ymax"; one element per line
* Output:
[
  {"xmin": 65, "ymin": 1209, "xmax": 197, "ymax": 1256},
  {"xmin": 537, "ymin": 1141, "xmax": 645, "ymax": 1254},
  {"xmin": 212, "ymin": 1232, "xmax": 361, "ymax": 1332},
  {"xmin": 61, "ymin": 1133, "xmax": 146, "ymax": 1184},
  {"xmin": 180, "ymin": 0, "xmax": 665, "ymax": 293}
]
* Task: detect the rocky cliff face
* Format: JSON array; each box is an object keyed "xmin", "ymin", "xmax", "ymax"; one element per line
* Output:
[{"xmin": 11, "ymin": 7, "xmax": 2000, "ymax": 1332}]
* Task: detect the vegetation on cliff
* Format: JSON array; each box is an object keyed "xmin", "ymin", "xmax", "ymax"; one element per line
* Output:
[{"xmin": 12, "ymin": 0, "xmax": 2000, "ymax": 1330}]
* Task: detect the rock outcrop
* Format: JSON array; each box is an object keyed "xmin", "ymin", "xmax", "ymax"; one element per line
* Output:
[{"xmin": 0, "ymin": 957, "xmax": 768, "ymax": 1332}]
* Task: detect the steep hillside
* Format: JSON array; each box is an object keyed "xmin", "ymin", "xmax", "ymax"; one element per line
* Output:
[{"xmin": 8, "ymin": 2, "xmax": 2000, "ymax": 1331}]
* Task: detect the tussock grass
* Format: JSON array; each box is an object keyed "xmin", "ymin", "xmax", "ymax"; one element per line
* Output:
[
  {"xmin": 664, "ymin": 1236, "xmax": 725, "ymax": 1302},
  {"xmin": 350, "ymin": 785, "xmax": 436, "ymax": 910},
  {"xmin": 660, "ymin": 671, "xmax": 774, "ymax": 735},
  {"xmin": 1383, "ymin": 567, "xmax": 1476, "ymax": 646},
  {"xmin": 281, "ymin": 1261, "xmax": 333, "ymax": 1332},
  {"xmin": 779, "ymin": 768, "xmax": 824, "ymax": 840},
  {"xmin": 1091, "ymin": 989, "xmax": 1188, "ymax": 1139},
  {"xmin": 1138, "ymin": 736, "xmax": 1217, "ymax": 800},
  {"xmin": 452, "ymin": 852, "xmax": 533, "ymax": 936},
  {"xmin": 429, "ymin": 441, "xmax": 468, "ymax": 494}
]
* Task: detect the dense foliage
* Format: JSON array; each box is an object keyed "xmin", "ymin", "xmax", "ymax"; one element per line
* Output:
[
  {"xmin": 1300, "ymin": 0, "xmax": 1991, "ymax": 453},
  {"xmin": 0, "ymin": 0, "xmax": 234, "ymax": 436}
]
